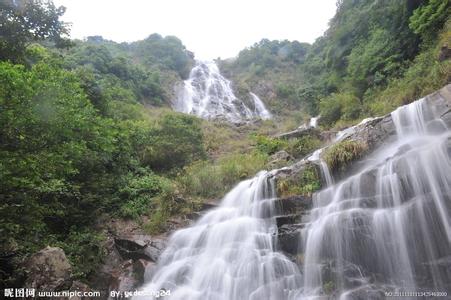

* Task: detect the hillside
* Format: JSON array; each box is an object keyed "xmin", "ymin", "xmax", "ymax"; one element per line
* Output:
[{"xmin": 1, "ymin": 0, "xmax": 450, "ymax": 295}]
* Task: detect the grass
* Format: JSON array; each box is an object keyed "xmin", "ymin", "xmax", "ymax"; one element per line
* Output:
[
  {"xmin": 323, "ymin": 140, "xmax": 368, "ymax": 172},
  {"xmin": 177, "ymin": 152, "xmax": 268, "ymax": 200}
]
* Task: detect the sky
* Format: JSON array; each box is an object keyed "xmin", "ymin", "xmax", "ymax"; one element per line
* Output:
[{"xmin": 53, "ymin": 0, "xmax": 338, "ymax": 60}]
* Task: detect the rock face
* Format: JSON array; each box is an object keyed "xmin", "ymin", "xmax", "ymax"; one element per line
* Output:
[{"xmin": 24, "ymin": 246, "xmax": 72, "ymax": 291}]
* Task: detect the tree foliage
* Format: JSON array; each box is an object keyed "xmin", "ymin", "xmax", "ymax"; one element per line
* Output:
[{"xmin": 0, "ymin": 0, "xmax": 69, "ymax": 62}]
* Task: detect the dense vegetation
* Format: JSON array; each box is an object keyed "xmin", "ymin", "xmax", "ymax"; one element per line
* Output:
[
  {"xmin": 0, "ymin": 0, "xmax": 197, "ymax": 287},
  {"xmin": 222, "ymin": 0, "xmax": 451, "ymax": 128},
  {"xmin": 1, "ymin": 0, "xmax": 450, "ymax": 289}
]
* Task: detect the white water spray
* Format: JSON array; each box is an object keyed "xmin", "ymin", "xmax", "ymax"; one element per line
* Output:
[
  {"xmin": 301, "ymin": 97, "xmax": 451, "ymax": 298},
  {"xmin": 173, "ymin": 61, "xmax": 271, "ymax": 122},
  {"xmin": 136, "ymin": 172, "xmax": 300, "ymax": 300}
]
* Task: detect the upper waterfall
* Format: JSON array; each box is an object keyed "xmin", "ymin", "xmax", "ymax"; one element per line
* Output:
[{"xmin": 173, "ymin": 61, "xmax": 272, "ymax": 122}]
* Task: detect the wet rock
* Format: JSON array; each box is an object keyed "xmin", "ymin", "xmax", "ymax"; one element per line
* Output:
[
  {"xmin": 274, "ymin": 195, "xmax": 312, "ymax": 215},
  {"xmin": 277, "ymin": 224, "xmax": 303, "ymax": 256},
  {"xmin": 24, "ymin": 246, "xmax": 72, "ymax": 291},
  {"xmin": 320, "ymin": 130, "xmax": 338, "ymax": 142},
  {"xmin": 276, "ymin": 215, "xmax": 301, "ymax": 228}
]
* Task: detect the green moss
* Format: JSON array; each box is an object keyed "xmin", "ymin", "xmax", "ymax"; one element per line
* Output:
[
  {"xmin": 323, "ymin": 140, "xmax": 368, "ymax": 172},
  {"xmin": 323, "ymin": 281, "xmax": 336, "ymax": 295},
  {"xmin": 276, "ymin": 164, "xmax": 321, "ymax": 197}
]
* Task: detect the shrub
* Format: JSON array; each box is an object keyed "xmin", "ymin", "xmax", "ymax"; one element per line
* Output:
[
  {"xmin": 145, "ymin": 113, "xmax": 206, "ymax": 171},
  {"xmin": 319, "ymin": 95, "xmax": 342, "ymax": 126},
  {"xmin": 254, "ymin": 134, "xmax": 288, "ymax": 155},
  {"xmin": 118, "ymin": 172, "xmax": 165, "ymax": 219}
]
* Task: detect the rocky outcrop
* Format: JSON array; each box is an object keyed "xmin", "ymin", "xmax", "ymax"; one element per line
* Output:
[
  {"xmin": 274, "ymin": 126, "xmax": 318, "ymax": 140},
  {"xmin": 114, "ymin": 236, "xmax": 167, "ymax": 263},
  {"xmin": 268, "ymin": 150, "xmax": 293, "ymax": 169},
  {"xmin": 24, "ymin": 246, "xmax": 72, "ymax": 291}
]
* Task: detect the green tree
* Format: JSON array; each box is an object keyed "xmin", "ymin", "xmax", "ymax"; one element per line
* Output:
[
  {"xmin": 145, "ymin": 113, "xmax": 206, "ymax": 171},
  {"xmin": 409, "ymin": 0, "xmax": 450, "ymax": 42},
  {"xmin": 0, "ymin": 0, "xmax": 70, "ymax": 62}
]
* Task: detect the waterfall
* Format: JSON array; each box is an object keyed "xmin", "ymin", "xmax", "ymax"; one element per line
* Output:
[
  {"xmin": 250, "ymin": 92, "xmax": 272, "ymax": 120},
  {"xmin": 136, "ymin": 92, "xmax": 450, "ymax": 299},
  {"xmin": 309, "ymin": 116, "xmax": 319, "ymax": 128},
  {"xmin": 135, "ymin": 172, "xmax": 301, "ymax": 300},
  {"xmin": 301, "ymin": 97, "xmax": 451, "ymax": 298},
  {"xmin": 173, "ymin": 61, "xmax": 271, "ymax": 122}
]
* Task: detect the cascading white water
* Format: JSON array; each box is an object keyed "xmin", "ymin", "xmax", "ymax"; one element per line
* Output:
[
  {"xmin": 136, "ymin": 93, "xmax": 450, "ymax": 299},
  {"xmin": 309, "ymin": 116, "xmax": 319, "ymax": 128},
  {"xmin": 250, "ymin": 92, "xmax": 272, "ymax": 120},
  {"xmin": 173, "ymin": 61, "xmax": 271, "ymax": 122},
  {"xmin": 136, "ymin": 172, "xmax": 301, "ymax": 300},
  {"xmin": 301, "ymin": 97, "xmax": 451, "ymax": 298}
]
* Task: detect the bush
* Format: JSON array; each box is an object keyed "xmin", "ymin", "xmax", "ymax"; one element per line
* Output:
[
  {"xmin": 118, "ymin": 172, "xmax": 165, "ymax": 219},
  {"xmin": 319, "ymin": 93, "xmax": 362, "ymax": 127},
  {"xmin": 145, "ymin": 113, "xmax": 206, "ymax": 171},
  {"xmin": 254, "ymin": 134, "xmax": 288, "ymax": 155},
  {"xmin": 57, "ymin": 230, "xmax": 106, "ymax": 279},
  {"xmin": 319, "ymin": 95, "xmax": 342, "ymax": 126}
]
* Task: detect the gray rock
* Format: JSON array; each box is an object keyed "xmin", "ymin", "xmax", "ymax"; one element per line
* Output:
[
  {"xmin": 274, "ymin": 127, "xmax": 317, "ymax": 140},
  {"xmin": 277, "ymin": 224, "xmax": 303, "ymax": 256},
  {"xmin": 115, "ymin": 236, "xmax": 167, "ymax": 263},
  {"xmin": 273, "ymin": 195, "xmax": 312, "ymax": 215},
  {"xmin": 24, "ymin": 246, "xmax": 72, "ymax": 291}
]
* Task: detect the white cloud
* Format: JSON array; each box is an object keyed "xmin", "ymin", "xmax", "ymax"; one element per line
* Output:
[{"xmin": 54, "ymin": 0, "xmax": 337, "ymax": 59}]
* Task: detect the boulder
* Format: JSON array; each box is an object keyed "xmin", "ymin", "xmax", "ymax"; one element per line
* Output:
[
  {"xmin": 24, "ymin": 246, "xmax": 72, "ymax": 291},
  {"xmin": 115, "ymin": 236, "xmax": 167, "ymax": 263}
]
